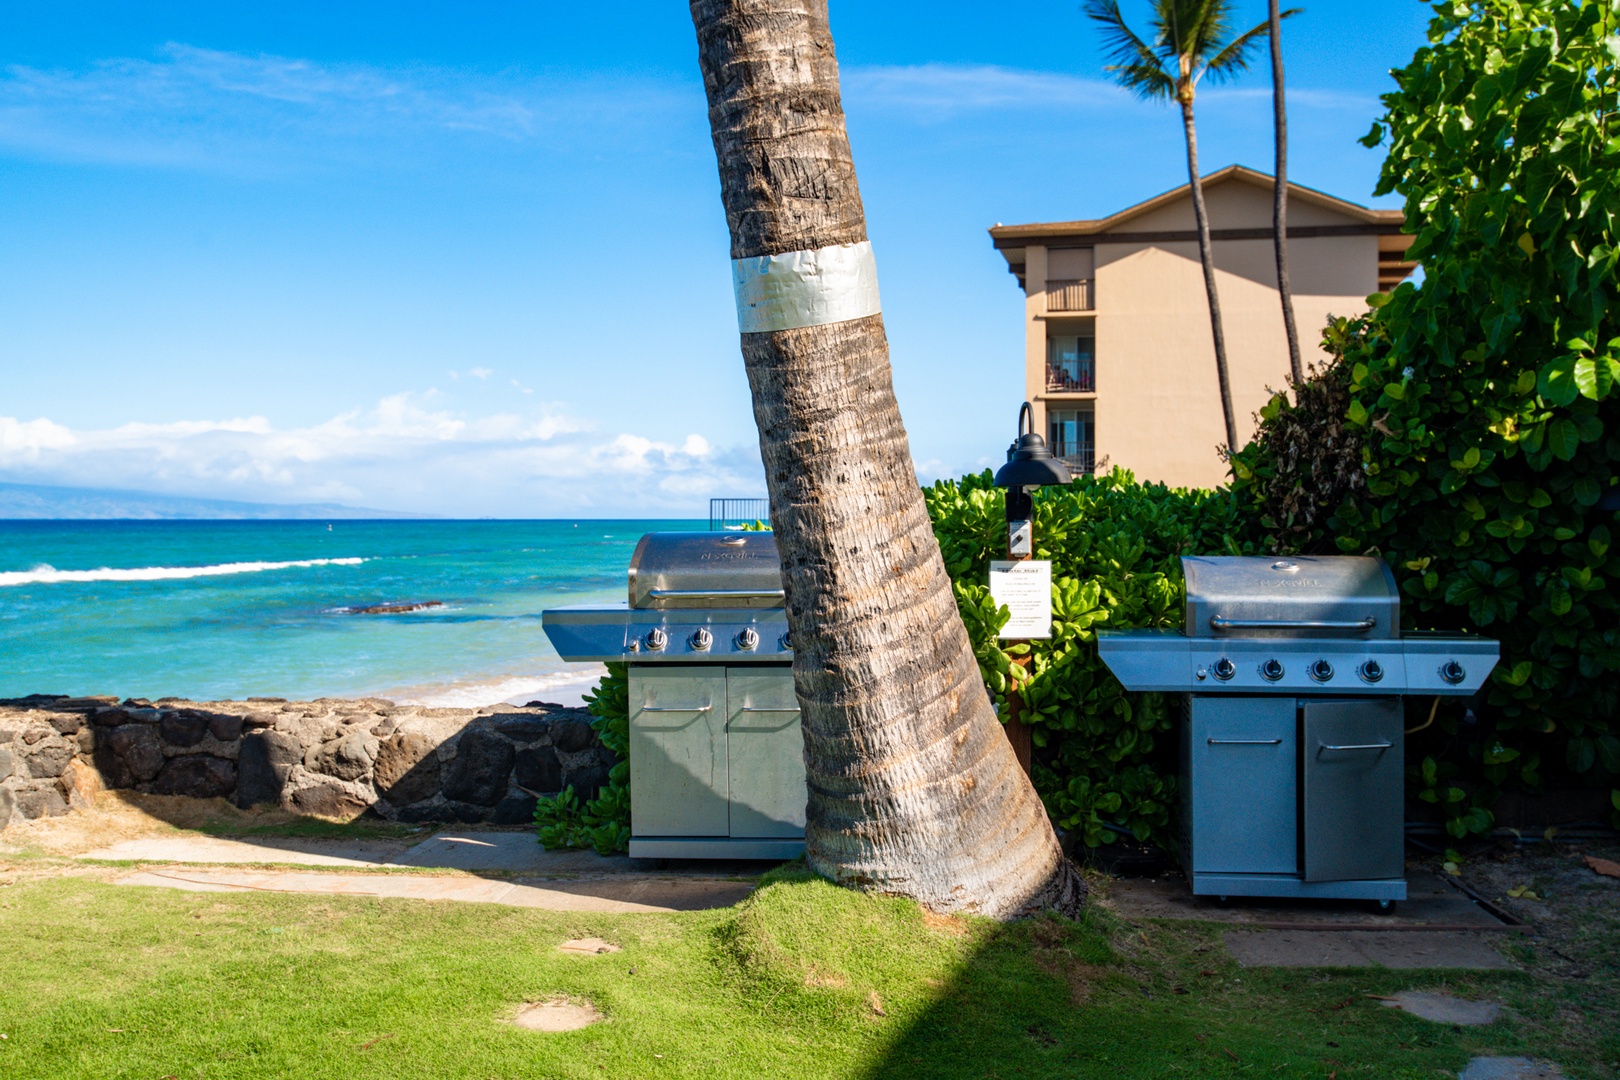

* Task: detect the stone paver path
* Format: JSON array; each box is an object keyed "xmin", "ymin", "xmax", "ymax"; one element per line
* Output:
[
  {"xmin": 113, "ymin": 868, "xmax": 753, "ymax": 913},
  {"xmin": 1458, "ymin": 1058, "xmax": 1565, "ymax": 1079},
  {"xmin": 1223, "ymin": 928, "xmax": 1512, "ymax": 970},
  {"xmin": 1378, "ymin": 990, "xmax": 1503, "ymax": 1025}
]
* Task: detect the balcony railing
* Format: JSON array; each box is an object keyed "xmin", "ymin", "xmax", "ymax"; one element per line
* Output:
[
  {"xmin": 1045, "ymin": 278, "xmax": 1094, "ymax": 312},
  {"xmin": 1045, "ymin": 361, "xmax": 1094, "ymax": 394},
  {"xmin": 1057, "ymin": 450, "xmax": 1096, "ymax": 475}
]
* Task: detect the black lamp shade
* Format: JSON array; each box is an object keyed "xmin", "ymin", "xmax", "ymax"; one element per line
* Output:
[{"xmin": 993, "ymin": 402, "xmax": 1072, "ymax": 488}]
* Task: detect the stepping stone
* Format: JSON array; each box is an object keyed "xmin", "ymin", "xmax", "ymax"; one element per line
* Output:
[
  {"xmin": 1458, "ymin": 1057, "xmax": 1565, "ymax": 1079},
  {"xmin": 511, "ymin": 999, "xmax": 600, "ymax": 1032},
  {"xmin": 1378, "ymin": 990, "xmax": 1501, "ymax": 1025},
  {"xmin": 1223, "ymin": 929, "xmax": 1512, "ymax": 969},
  {"xmin": 559, "ymin": 937, "xmax": 620, "ymax": 954}
]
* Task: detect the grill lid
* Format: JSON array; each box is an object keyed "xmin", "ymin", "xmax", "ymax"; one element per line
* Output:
[
  {"xmin": 628, "ymin": 531, "xmax": 785, "ymax": 610},
  {"xmin": 1182, "ymin": 556, "xmax": 1398, "ymax": 639}
]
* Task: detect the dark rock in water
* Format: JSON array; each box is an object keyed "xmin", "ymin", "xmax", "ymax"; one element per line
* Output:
[
  {"xmin": 442, "ymin": 729, "xmax": 514, "ymax": 806},
  {"xmin": 152, "ymin": 755, "xmax": 236, "ymax": 799},
  {"xmin": 551, "ymin": 718, "xmax": 598, "ymax": 754},
  {"xmin": 514, "ymin": 746, "xmax": 563, "ymax": 794},
  {"xmin": 15, "ymin": 785, "xmax": 68, "ymax": 819},
  {"xmin": 491, "ymin": 793, "xmax": 538, "ymax": 825},
  {"xmin": 25, "ymin": 743, "xmax": 74, "ymax": 780},
  {"xmin": 522, "ymin": 701, "xmax": 569, "ymax": 710},
  {"xmin": 234, "ymin": 730, "xmax": 302, "ymax": 808},
  {"xmin": 564, "ymin": 764, "xmax": 613, "ymax": 803},
  {"xmin": 160, "ymin": 710, "xmax": 209, "ymax": 748},
  {"xmin": 341, "ymin": 601, "xmax": 445, "ymax": 615},
  {"xmin": 374, "ymin": 732, "xmax": 440, "ymax": 807},
  {"xmin": 97, "ymin": 724, "xmax": 165, "ymax": 786}
]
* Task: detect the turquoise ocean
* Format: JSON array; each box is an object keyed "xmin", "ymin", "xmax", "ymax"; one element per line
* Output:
[{"xmin": 0, "ymin": 520, "xmax": 695, "ymax": 706}]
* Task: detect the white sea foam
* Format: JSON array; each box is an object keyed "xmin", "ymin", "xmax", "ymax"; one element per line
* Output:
[
  {"xmin": 0, "ymin": 557, "xmax": 367, "ymax": 587},
  {"xmin": 390, "ymin": 666, "xmax": 608, "ymax": 709}
]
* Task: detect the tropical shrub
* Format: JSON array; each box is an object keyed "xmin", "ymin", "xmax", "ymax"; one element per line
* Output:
[
  {"xmin": 1233, "ymin": 0, "xmax": 1620, "ymax": 832},
  {"xmin": 927, "ymin": 469, "xmax": 1252, "ymax": 849},
  {"xmin": 533, "ymin": 663, "xmax": 632, "ymax": 855}
]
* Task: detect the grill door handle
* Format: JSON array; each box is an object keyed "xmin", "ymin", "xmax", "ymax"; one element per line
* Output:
[
  {"xmin": 646, "ymin": 588, "xmax": 786, "ymax": 600},
  {"xmin": 1318, "ymin": 741, "xmax": 1394, "ymax": 752},
  {"xmin": 638, "ymin": 704, "xmax": 714, "ymax": 713},
  {"xmin": 735, "ymin": 706, "xmax": 800, "ymax": 713},
  {"xmin": 1207, "ymin": 738, "xmax": 1283, "ymax": 746},
  {"xmin": 1208, "ymin": 616, "xmax": 1377, "ymax": 632}
]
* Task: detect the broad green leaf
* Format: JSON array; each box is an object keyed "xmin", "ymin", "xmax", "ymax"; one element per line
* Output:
[{"xmin": 1546, "ymin": 418, "xmax": 1581, "ymax": 460}]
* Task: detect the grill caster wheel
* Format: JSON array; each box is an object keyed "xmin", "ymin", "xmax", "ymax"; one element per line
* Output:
[{"xmin": 1373, "ymin": 899, "xmax": 1398, "ymax": 915}]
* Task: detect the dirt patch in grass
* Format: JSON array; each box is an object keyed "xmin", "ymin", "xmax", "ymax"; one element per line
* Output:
[{"xmin": 509, "ymin": 997, "xmax": 602, "ymax": 1031}]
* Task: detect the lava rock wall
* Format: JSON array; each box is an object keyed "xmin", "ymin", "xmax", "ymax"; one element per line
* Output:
[{"xmin": 0, "ymin": 695, "xmax": 617, "ymax": 828}]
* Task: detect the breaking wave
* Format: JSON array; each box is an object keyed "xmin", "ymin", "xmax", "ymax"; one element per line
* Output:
[{"xmin": 0, "ymin": 557, "xmax": 367, "ymax": 587}]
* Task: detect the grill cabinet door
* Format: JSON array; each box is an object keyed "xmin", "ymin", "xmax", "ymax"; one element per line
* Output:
[
  {"xmin": 725, "ymin": 667, "xmax": 805, "ymax": 838},
  {"xmin": 1188, "ymin": 696, "xmax": 1297, "ymax": 874},
  {"xmin": 1302, "ymin": 698, "xmax": 1403, "ymax": 882},
  {"xmin": 629, "ymin": 666, "xmax": 728, "ymax": 837}
]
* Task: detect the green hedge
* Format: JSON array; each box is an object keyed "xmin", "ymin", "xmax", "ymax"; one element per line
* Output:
[
  {"xmin": 532, "ymin": 663, "xmax": 632, "ymax": 856},
  {"xmin": 926, "ymin": 468, "xmax": 1250, "ymax": 849}
]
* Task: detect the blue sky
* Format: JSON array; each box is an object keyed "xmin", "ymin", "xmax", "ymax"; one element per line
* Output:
[{"xmin": 0, "ymin": 1, "xmax": 1432, "ymax": 517}]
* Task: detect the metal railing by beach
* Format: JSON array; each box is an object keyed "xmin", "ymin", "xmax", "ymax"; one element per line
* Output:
[
  {"xmin": 710, "ymin": 497, "xmax": 771, "ymax": 530},
  {"xmin": 1045, "ymin": 362, "xmax": 1095, "ymax": 393},
  {"xmin": 1046, "ymin": 278, "xmax": 1094, "ymax": 312}
]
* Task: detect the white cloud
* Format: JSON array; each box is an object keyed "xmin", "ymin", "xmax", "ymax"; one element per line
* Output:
[
  {"xmin": 468, "ymin": 366, "xmax": 493, "ymax": 380},
  {"xmin": 0, "ymin": 394, "xmax": 761, "ymax": 517},
  {"xmin": 0, "ymin": 43, "xmax": 694, "ymax": 172}
]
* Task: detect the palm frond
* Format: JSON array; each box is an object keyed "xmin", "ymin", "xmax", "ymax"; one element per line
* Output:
[
  {"xmin": 1103, "ymin": 62, "xmax": 1177, "ymax": 101},
  {"xmin": 1084, "ymin": 0, "xmax": 1173, "ymax": 97},
  {"xmin": 1202, "ymin": 8, "xmax": 1301, "ymax": 85}
]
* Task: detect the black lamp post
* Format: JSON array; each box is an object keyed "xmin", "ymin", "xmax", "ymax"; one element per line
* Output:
[{"xmin": 991, "ymin": 402, "xmax": 1072, "ymax": 774}]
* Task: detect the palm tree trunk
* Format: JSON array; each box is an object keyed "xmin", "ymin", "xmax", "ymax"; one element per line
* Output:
[
  {"xmin": 1270, "ymin": 0, "xmax": 1303, "ymax": 385},
  {"xmin": 1179, "ymin": 98, "xmax": 1239, "ymax": 451},
  {"xmin": 689, "ymin": 0, "xmax": 1083, "ymax": 919}
]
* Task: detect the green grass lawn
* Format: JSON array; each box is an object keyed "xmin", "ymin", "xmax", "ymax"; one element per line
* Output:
[{"xmin": 0, "ymin": 864, "xmax": 1609, "ymax": 1079}]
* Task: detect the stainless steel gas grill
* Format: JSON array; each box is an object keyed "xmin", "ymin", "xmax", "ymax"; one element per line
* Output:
[
  {"xmin": 1098, "ymin": 556, "xmax": 1499, "ymax": 907},
  {"xmin": 541, "ymin": 532, "xmax": 805, "ymax": 860}
]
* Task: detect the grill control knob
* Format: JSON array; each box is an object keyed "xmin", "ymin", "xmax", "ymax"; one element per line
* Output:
[
  {"xmin": 1440, "ymin": 659, "xmax": 1466, "ymax": 685},
  {"xmin": 689, "ymin": 628, "xmax": 713, "ymax": 651},
  {"xmin": 1359, "ymin": 659, "xmax": 1384, "ymax": 683},
  {"xmin": 1212, "ymin": 657, "xmax": 1236, "ymax": 681},
  {"xmin": 1308, "ymin": 659, "xmax": 1334, "ymax": 683},
  {"xmin": 735, "ymin": 627, "xmax": 759, "ymax": 651},
  {"xmin": 1260, "ymin": 658, "xmax": 1285, "ymax": 682},
  {"xmin": 643, "ymin": 628, "xmax": 667, "ymax": 651},
  {"xmin": 779, "ymin": 630, "xmax": 792, "ymax": 652}
]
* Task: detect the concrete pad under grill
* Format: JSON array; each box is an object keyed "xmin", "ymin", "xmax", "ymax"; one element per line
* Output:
[
  {"xmin": 1222, "ymin": 929, "xmax": 1513, "ymax": 969},
  {"xmin": 1103, "ymin": 873, "xmax": 1509, "ymax": 929},
  {"xmin": 112, "ymin": 868, "xmax": 754, "ymax": 912}
]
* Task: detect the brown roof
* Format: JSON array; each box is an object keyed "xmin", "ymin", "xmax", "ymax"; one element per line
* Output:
[{"xmin": 989, "ymin": 165, "xmax": 1403, "ymax": 247}]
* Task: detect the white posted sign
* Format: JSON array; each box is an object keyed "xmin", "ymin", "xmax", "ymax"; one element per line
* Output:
[{"xmin": 989, "ymin": 559, "xmax": 1053, "ymax": 639}]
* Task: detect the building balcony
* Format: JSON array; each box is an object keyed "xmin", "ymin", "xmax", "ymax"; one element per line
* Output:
[
  {"xmin": 1045, "ymin": 361, "xmax": 1095, "ymax": 394},
  {"xmin": 1045, "ymin": 278, "xmax": 1094, "ymax": 313},
  {"xmin": 1058, "ymin": 450, "xmax": 1095, "ymax": 475}
]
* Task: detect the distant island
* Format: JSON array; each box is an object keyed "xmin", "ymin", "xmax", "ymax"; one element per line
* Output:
[{"xmin": 0, "ymin": 482, "xmax": 425, "ymax": 521}]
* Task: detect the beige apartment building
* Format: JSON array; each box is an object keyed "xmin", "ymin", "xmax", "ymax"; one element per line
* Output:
[{"xmin": 989, "ymin": 165, "xmax": 1415, "ymax": 489}]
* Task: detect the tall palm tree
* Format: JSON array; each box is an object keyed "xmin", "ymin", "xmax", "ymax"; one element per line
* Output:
[
  {"xmin": 689, "ymin": 0, "xmax": 1083, "ymax": 919},
  {"xmin": 1084, "ymin": 0, "xmax": 1296, "ymax": 452},
  {"xmin": 1270, "ymin": 0, "xmax": 1305, "ymax": 385}
]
